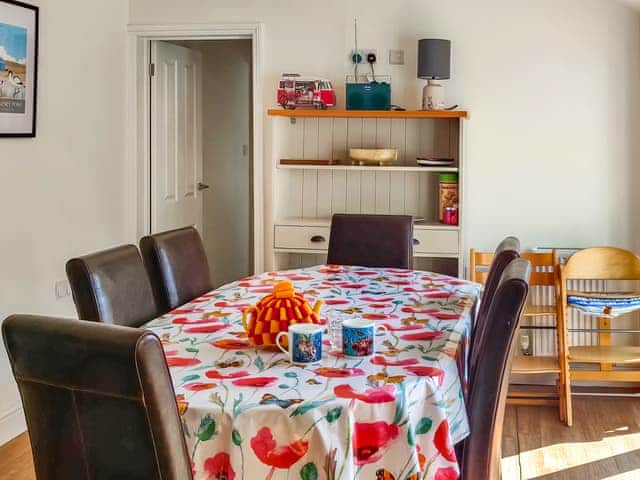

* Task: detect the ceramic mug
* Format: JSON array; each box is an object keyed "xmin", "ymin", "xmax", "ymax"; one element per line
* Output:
[
  {"xmin": 342, "ymin": 319, "xmax": 388, "ymax": 357},
  {"xmin": 276, "ymin": 324, "xmax": 323, "ymax": 364}
]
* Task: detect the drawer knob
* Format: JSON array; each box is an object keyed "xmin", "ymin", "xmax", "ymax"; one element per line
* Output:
[
  {"xmin": 413, "ymin": 238, "xmax": 420, "ymax": 246},
  {"xmin": 310, "ymin": 235, "xmax": 326, "ymax": 243}
]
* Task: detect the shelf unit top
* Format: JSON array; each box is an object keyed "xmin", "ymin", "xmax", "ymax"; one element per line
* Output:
[
  {"xmin": 277, "ymin": 163, "xmax": 459, "ymax": 173},
  {"xmin": 267, "ymin": 108, "xmax": 468, "ymax": 119},
  {"xmin": 275, "ymin": 216, "xmax": 459, "ymax": 231}
]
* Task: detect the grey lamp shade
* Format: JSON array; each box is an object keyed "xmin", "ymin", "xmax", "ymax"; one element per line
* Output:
[{"xmin": 417, "ymin": 39, "xmax": 451, "ymax": 80}]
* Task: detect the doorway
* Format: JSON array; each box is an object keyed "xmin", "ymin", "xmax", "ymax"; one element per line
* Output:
[{"xmin": 150, "ymin": 38, "xmax": 254, "ymax": 287}]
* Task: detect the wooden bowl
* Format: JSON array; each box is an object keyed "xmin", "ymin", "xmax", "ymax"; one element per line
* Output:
[{"xmin": 349, "ymin": 148, "xmax": 398, "ymax": 166}]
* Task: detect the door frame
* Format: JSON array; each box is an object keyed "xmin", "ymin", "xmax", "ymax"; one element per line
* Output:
[{"xmin": 126, "ymin": 22, "xmax": 264, "ymax": 273}]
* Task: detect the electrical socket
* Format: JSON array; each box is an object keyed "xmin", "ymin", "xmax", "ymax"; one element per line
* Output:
[
  {"xmin": 350, "ymin": 49, "xmax": 377, "ymax": 64},
  {"xmin": 55, "ymin": 279, "xmax": 70, "ymax": 299}
]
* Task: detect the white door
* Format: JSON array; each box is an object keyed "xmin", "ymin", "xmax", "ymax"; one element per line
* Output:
[{"xmin": 150, "ymin": 41, "xmax": 204, "ymax": 233}]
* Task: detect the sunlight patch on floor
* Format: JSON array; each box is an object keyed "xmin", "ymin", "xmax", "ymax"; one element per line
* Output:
[{"xmin": 503, "ymin": 431, "xmax": 640, "ymax": 479}]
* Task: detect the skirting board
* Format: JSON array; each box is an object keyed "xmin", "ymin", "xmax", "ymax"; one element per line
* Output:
[{"xmin": 0, "ymin": 406, "xmax": 26, "ymax": 446}]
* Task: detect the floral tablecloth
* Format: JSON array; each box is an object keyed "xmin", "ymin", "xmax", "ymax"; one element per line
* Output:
[{"xmin": 144, "ymin": 265, "xmax": 481, "ymax": 480}]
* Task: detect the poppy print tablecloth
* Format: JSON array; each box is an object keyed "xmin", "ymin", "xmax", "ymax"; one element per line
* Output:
[{"xmin": 144, "ymin": 265, "xmax": 481, "ymax": 480}]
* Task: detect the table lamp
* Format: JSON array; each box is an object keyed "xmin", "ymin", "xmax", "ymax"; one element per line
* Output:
[{"xmin": 418, "ymin": 39, "xmax": 451, "ymax": 110}]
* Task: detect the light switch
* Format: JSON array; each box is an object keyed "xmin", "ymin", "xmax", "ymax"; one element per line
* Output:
[{"xmin": 389, "ymin": 49, "xmax": 405, "ymax": 65}]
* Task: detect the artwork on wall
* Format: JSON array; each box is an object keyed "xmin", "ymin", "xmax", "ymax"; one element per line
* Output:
[{"xmin": 0, "ymin": 0, "xmax": 37, "ymax": 137}]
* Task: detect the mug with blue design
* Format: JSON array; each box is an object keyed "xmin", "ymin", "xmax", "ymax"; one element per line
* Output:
[
  {"xmin": 342, "ymin": 319, "xmax": 388, "ymax": 357},
  {"xmin": 276, "ymin": 324, "xmax": 323, "ymax": 364}
]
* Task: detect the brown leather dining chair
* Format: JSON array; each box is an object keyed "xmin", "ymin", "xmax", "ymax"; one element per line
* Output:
[
  {"xmin": 139, "ymin": 226, "xmax": 213, "ymax": 314},
  {"xmin": 2, "ymin": 314, "xmax": 192, "ymax": 480},
  {"xmin": 327, "ymin": 214, "xmax": 414, "ymax": 269},
  {"xmin": 460, "ymin": 258, "xmax": 531, "ymax": 480},
  {"xmin": 66, "ymin": 245, "xmax": 159, "ymax": 327}
]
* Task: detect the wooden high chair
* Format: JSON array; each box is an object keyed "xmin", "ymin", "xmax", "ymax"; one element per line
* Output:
[
  {"xmin": 559, "ymin": 247, "xmax": 640, "ymax": 426},
  {"xmin": 470, "ymin": 249, "xmax": 570, "ymax": 425}
]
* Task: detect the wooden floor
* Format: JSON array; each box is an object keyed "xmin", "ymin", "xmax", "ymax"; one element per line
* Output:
[
  {"xmin": 503, "ymin": 397, "xmax": 640, "ymax": 479},
  {"xmin": 0, "ymin": 397, "xmax": 639, "ymax": 479}
]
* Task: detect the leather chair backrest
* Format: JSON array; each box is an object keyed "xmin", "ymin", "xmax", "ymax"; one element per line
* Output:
[
  {"xmin": 2, "ymin": 315, "xmax": 192, "ymax": 480},
  {"xmin": 139, "ymin": 227, "xmax": 212, "ymax": 313},
  {"xmin": 66, "ymin": 245, "xmax": 159, "ymax": 327},
  {"xmin": 462, "ymin": 258, "xmax": 531, "ymax": 480},
  {"xmin": 327, "ymin": 214, "xmax": 414, "ymax": 269}
]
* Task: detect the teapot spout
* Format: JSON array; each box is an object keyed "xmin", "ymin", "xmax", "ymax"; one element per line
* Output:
[
  {"xmin": 312, "ymin": 299, "xmax": 324, "ymax": 315},
  {"xmin": 242, "ymin": 305, "xmax": 255, "ymax": 332}
]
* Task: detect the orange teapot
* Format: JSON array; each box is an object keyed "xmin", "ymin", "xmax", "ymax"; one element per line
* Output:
[{"xmin": 242, "ymin": 281, "xmax": 323, "ymax": 347}]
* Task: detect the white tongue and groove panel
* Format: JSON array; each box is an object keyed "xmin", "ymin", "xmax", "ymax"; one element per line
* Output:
[{"xmin": 274, "ymin": 117, "xmax": 457, "ymax": 221}]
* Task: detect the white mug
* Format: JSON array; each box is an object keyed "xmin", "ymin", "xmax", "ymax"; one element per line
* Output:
[
  {"xmin": 342, "ymin": 319, "xmax": 388, "ymax": 357},
  {"xmin": 276, "ymin": 324, "xmax": 323, "ymax": 364}
]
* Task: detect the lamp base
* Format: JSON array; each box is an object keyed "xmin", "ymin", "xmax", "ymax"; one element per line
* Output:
[{"xmin": 422, "ymin": 80, "xmax": 445, "ymax": 110}]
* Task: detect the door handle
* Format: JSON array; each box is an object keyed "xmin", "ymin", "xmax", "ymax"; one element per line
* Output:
[
  {"xmin": 310, "ymin": 235, "xmax": 326, "ymax": 243},
  {"xmin": 413, "ymin": 238, "xmax": 420, "ymax": 245},
  {"xmin": 197, "ymin": 182, "xmax": 210, "ymax": 191}
]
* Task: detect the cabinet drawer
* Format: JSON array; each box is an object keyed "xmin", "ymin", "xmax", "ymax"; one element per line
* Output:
[
  {"xmin": 412, "ymin": 229, "xmax": 459, "ymax": 255},
  {"xmin": 274, "ymin": 225, "xmax": 331, "ymax": 251}
]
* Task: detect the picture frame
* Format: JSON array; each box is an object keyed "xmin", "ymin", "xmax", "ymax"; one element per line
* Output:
[{"xmin": 0, "ymin": 0, "xmax": 38, "ymax": 137}]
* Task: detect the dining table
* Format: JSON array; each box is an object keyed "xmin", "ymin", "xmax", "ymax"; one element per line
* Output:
[{"xmin": 144, "ymin": 264, "xmax": 482, "ymax": 480}]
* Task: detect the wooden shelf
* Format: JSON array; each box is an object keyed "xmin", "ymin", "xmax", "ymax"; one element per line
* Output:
[
  {"xmin": 512, "ymin": 355, "xmax": 561, "ymax": 374},
  {"xmin": 277, "ymin": 163, "xmax": 458, "ymax": 173},
  {"xmin": 523, "ymin": 304, "xmax": 557, "ymax": 317},
  {"xmin": 275, "ymin": 217, "xmax": 459, "ymax": 231},
  {"xmin": 267, "ymin": 108, "xmax": 468, "ymax": 119},
  {"xmin": 569, "ymin": 346, "xmax": 640, "ymax": 364}
]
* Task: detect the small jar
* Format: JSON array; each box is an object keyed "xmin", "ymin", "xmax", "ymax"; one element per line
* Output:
[{"xmin": 438, "ymin": 173, "xmax": 458, "ymax": 222}]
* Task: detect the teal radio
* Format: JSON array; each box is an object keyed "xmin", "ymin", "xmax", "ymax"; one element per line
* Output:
[{"xmin": 346, "ymin": 81, "xmax": 391, "ymax": 110}]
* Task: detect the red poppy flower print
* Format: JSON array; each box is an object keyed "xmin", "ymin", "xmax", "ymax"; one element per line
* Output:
[
  {"xmin": 163, "ymin": 349, "xmax": 178, "ymax": 356},
  {"xmin": 361, "ymin": 313, "xmax": 397, "ymax": 321},
  {"xmin": 324, "ymin": 299, "xmax": 351, "ymax": 306},
  {"xmin": 370, "ymin": 355, "xmax": 419, "ymax": 367},
  {"xmin": 183, "ymin": 382, "xmax": 217, "ymax": 392},
  {"xmin": 360, "ymin": 297, "xmax": 394, "ymax": 303},
  {"xmin": 172, "ymin": 317, "xmax": 217, "ymax": 325},
  {"xmin": 404, "ymin": 366, "xmax": 445, "ymax": 386},
  {"xmin": 381, "ymin": 323, "xmax": 422, "ymax": 332},
  {"xmin": 314, "ymin": 367, "xmax": 365, "ymax": 378},
  {"xmin": 401, "ymin": 307, "xmax": 439, "ymax": 314},
  {"xmin": 170, "ymin": 308, "xmax": 204, "ymax": 315},
  {"xmin": 205, "ymin": 370, "xmax": 250, "ymax": 380},
  {"xmin": 434, "ymin": 420, "xmax": 457, "ymax": 462},
  {"xmin": 341, "ymin": 283, "xmax": 367, "ymax": 289},
  {"xmin": 353, "ymin": 271, "xmax": 377, "ymax": 276},
  {"xmin": 204, "ymin": 452, "xmax": 236, "ymax": 480},
  {"xmin": 250, "ymin": 427, "xmax": 309, "ymax": 469},
  {"xmin": 184, "ymin": 324, "xmax": 230, "ymax": 334},
  {"xmin": 166, "ymin": 357, "xmax": 201, "ymax": 367},
  {"xmin": 353, "ymin": 421, "xmax": 399, "ymax": 465},
  {"xmin": 211, "ymin": 339, "xmax": 251, "ymax": 350},
  {"xmin": 367, "ymin": 303, "xmax": 392, "ymax": 309},
  {"xmin": 334, "ymin": 384, "xmax": 395, "ymax": 403},
  {"xmin": 416, "ymin": 445, "xmax": 426, "ymax": 472},
  {"xmin": 231, "ymin": 377, "xmax": 278, "ymax": 388},
  {"xmin": 388, "ymin": 280, "xmax": 411, "ymax": 286},
  {"xmin": 403, "ymin": 287, "xmax": 440, "ymax": 294},
  {"xmin": 214, "ymin": 301, "xmax": 251, "ymax": 310},
  {"xmin": 424, "ymin": 291, "xmax": 453, "ymax": 299},
  {"xmin": 400, "ymin": 331, "xmax": 443, "ymax": 342},
  {"xmin": 248, "ymin": 287, "xmax": 274, "ymax": 294},
  {"xmin": 431, "ymin": 312, "xmax": 461, "ymax": 320},
  {"xmin": 434, "ymin": 467, "xmax": 459, "ymax": 480}
]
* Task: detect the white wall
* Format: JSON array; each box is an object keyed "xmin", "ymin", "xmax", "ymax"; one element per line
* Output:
[
  {"xmin": 129, "ymin": 0, "xmax": 640, "ymax": 257},
  {"xmin": 0, "ymin": 0, "xmax": 128, "ymax": 444}
]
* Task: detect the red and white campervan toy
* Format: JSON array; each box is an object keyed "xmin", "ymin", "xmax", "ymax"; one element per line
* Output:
[{"xmin": 277, "ymin": 73, "xmax": 336, "ymax": 110}]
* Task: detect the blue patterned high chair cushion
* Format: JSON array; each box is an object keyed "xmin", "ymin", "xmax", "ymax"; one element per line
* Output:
[{"xmin": 567, "ymin": 291, "xmax": 640, "ymax": 317}]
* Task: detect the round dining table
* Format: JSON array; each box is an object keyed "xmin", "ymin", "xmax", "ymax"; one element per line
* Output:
[{"xmin": 145, "ymin": 264, "xmax": 481, "ymax": 480}]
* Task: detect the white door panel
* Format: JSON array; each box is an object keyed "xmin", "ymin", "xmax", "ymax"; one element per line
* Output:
[{"xmin": 151, "ymin": 41, "xmax": 203, "ymax": 234}]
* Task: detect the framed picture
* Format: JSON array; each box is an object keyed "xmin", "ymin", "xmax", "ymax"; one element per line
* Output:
[{"xmin": 0, "ymin": 0, "xmax": 37, "ymax": 137}]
